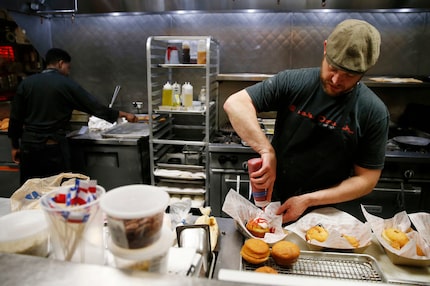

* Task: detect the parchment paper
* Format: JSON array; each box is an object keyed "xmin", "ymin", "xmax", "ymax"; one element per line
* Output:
[
  {"xmin": 408, "ymin": 212, "xmax": 430, "ymax": 246},
  {"xmin": 286, "ymin": 207, "xmax": 372, "ymax": 250},
  {"xmin": 222, "ymin": 189, "xmax": 286, "ymax": 244},
  {"xmin": 361, "ymin": 205, "xmax": 430, "ymax": 260}
]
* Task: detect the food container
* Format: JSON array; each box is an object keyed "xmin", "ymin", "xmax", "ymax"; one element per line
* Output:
[
  {"xmin": 176, "ymin": 224, "xmax": 212, "ymax": 277},
  {"xmin": 100, "ymin": 184, "xmax": 170, "ymax": 249},
  {"xmin": 286, "ymin": 207, "xmax": 372, "ymax": 253},
  {"xmin": 384, "ymin": 248, "xmax": 430, "ymax": 267},
  {"xmin": 0, "ymin": 210, "xmax": 49, "ymax": 257},
  {"xmin": 108, "ymin": 226, "xmax": 174, "ymax": 273},
  {"xmin": 362, "ymin": 207, "xmax": 430, "ymax": 266}
]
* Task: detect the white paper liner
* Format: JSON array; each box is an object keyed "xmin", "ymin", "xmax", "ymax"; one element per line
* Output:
[
  {"xmin": 361, "ymin": 205, "xmax": 430, "ymax": 260},
  {"xmin": 221, "ymin": 189, "xmax": 287, "ymax": 244},
  {"xmin": 408, "ymin": 212, "xmax": 430, "ymax": 245},
  {"xmin": 286, "ymin": 207, "xmax": 372, "ymax": 250},
  {"xmin": 88, "ymin": 116, "xmax": 115, "ymax": 131}
]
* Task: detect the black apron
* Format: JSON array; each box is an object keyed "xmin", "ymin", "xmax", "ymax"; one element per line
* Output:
[
  {"xmin": 20, "ymin": 129, "xmax": 71, "ymax": 184},
  {"xmin": 272, "ymin": 85, "xmax": 357, "ymax": 203}
]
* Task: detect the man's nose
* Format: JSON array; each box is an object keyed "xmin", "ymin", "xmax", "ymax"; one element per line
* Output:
[{"xmin": 331, "ymin": 72, "xmax": 342, "ymax": 84}]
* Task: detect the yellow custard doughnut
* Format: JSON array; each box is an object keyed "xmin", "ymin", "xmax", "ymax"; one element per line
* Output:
[
  {"xmin": 305, "ymin": 225, "xmax": 328, "ymax": 242},
  {"xmin": 382, "ymin": 228, "xmax": 409, "ymax": 250}
]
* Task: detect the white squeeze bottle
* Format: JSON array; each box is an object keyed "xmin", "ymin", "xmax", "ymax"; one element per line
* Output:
[
  {"xmin": 182, "ymin": 82, "xmax": 193, "ymax": 108},
  {"xmin": 162, "ymin": 81, "xmax": 173, "ymax": 106},
  {"xmin": 172, "ymin": 82, "xmax": 181, "ymax": 107}
]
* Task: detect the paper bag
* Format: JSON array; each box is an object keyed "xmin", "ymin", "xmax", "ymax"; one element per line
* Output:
[{"xmin": 10, "ymin": 172, "xmax": 89, "ymax": 211}]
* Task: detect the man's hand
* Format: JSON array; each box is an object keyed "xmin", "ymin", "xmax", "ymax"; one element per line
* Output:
[
  {"xmin": 120, "ymin": 112, "xmax": 138, "ymax": 123},
  {"xmin": 276, "ymin": 195, "xmax": 310, "ymax": 223},
  {"xmin": 11, "ymin": 148, "xmax": 20, "ymax": 164}
]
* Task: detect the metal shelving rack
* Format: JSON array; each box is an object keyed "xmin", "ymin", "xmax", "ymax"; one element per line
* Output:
[{"xmin": 146, "ymin": 36, "xmax": 219, "ymax": 206}]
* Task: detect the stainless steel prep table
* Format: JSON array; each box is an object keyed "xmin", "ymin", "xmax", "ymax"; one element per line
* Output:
[
  {"xmin": 68, "ymin": 124, "xmax": 150, "ymax": 191},
  {"xmin": 214, "ymin": 216, "xmax": 430, "ymax": 285},
  {"xmin": 0, "ymin": 198, "xmax": 428, "ymax": 285}
]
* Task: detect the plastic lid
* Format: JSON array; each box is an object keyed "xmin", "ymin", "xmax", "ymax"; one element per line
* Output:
[
  {"xmin": 100, "ymin": 184, "xmax": 170, "ymax": 219},
  {"xmin": 0, "ymin": 210, "xmax": 48, "ymax": 243},
  {"xmin": 108, "ymin": 226, "xmax": 174, "ymax": 260}
]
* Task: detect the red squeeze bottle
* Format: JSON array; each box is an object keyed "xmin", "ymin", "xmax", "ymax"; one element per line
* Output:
[{"xmin": 248, "ymin": 158, "xmax": 269, "ymax": 208}]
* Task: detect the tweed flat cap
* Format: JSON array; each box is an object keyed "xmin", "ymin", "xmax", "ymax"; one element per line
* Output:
[{"xmin": 326, "ymin": 19, "xmax": 381, "ymax": 74}]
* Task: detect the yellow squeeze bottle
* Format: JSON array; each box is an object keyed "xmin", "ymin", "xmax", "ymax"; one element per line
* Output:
[{"xmin": 162, "ymin": 81, "xmax": 173, "ymax": 106}]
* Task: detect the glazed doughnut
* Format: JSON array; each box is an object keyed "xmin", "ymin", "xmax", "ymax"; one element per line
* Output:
[
  {"xmin": 381, "ymin": 228, "xmax": 409, "ymax": 250},
  {"xmin": 240, "ymin": 238, "xmax": 270, "ymax": 265},
  {"xmin": 305, "ymin": 225, "xmax": 328, "ymax": 242},
  {"xmin": 246, "ymin": 217, "xmax": 273, "ymax": 238},
  {"xmin": 255, "ymin": 266, "xmax": 278, "ymax": 274},
  {"xmin": 342, "ymin": 234, "xmax": 360, "ymax": 248},
  {"xmin": 271, "ymin": 241, "xmax": 300, "ymax": 266}
]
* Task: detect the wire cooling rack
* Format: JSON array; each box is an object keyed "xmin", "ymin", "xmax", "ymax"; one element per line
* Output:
[{"xmin": 241, "ymin": 251, "xmax": 386, "ymax": 282}]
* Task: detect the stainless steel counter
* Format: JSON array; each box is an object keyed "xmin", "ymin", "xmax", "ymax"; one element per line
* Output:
[
  {"xmin": 217, "ymin": 73, "xmax": 274, "ymax": 82},
  {"xmin": 0, "ymin": 252, "xmax": 247, "ymax": 286},
  {"xmin": 68, "ymin": 122, "xmax": 149, "ymax": 146},
  {"xmin": 68, "ymin": 125, "xmax": 151, "ymax": 191},
  {"xmin": 1, "ymin": 198, "xmax": 429, "ymax": 285}
]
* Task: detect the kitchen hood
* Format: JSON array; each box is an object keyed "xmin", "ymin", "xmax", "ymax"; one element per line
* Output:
[{"xmin": 2, "ymin": 0, "xmax": 430, "ymax": 15}]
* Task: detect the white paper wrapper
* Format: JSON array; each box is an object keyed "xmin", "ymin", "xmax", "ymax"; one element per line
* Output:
[
  {"xmin": 221, "ymin": 189, "xmax": 287, "ymax": 244},
  {"xmin": 88, "ymin": 116, "xmax": 115, "ymax": 131},
  {"xmin": 361, "ymin": 205, "xmax": 430, "ymax": 261},
  {"xmin": 286, "ymin": 207, "xmax": 372, "ymax": 251},
  {"xmin": 408, "ymin": 212, "xmax": 430, "ymax": 245}
]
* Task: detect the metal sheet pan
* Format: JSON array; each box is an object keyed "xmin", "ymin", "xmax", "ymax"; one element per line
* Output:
[{"xmin": 101, "ymin": 122, "xmax": 149, "ymax": 138}]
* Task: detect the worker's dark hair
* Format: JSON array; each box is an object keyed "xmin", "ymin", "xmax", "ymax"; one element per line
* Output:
[{"xmin": 45, "ymin": 48, "xmax": 71, "ymax": 65}]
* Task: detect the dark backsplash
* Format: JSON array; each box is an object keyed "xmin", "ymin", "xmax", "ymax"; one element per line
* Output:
[{"xmin": 7, "ymin": 10, "xmax": 430, "ymax": 115}]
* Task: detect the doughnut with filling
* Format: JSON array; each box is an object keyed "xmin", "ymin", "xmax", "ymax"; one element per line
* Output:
[
  {"xmin": 305, "ymin": 225, "xmax": 328, "ymax": 242},
  {"xmin": 246, "ymin": 217, "xmax": 273, "ymax": 238},
  {"xmin": 381, "ymin": 228, "xmax": 409, "ymax": 250},
  {"xmin": 271, "ymin": 241, "xmax": 300, "ymax": 266},
  {"xmin": 240, "ymin": 238, "xmax": 270, "ymax": 264}
]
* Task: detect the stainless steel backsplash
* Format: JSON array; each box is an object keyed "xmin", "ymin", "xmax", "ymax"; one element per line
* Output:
[{"xmin": 9, "ymin": 11, "xmax": 430, "ymax": 113}]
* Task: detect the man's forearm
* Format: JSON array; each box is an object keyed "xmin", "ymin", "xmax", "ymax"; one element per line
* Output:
[
  {"xmin": 224, "ymin": 90, "xmax": 273, "ymax": 155},
  {"xmin": 304, "ymin": 168, "xmax": 381, "ymax": 208}
]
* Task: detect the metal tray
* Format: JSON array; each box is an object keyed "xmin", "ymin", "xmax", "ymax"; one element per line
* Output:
[
  {"xmin": 101, "ymin": 122, "xmax": 149, "ymax": 138},
  {"xmin": 241, "ymin": 250, "xmax": 387, "ymax": 283}
]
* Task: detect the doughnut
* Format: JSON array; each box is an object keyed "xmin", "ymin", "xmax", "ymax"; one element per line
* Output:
[
  {"xmin": 255, "ymin": 266, "xmax": 278, "ymax": 274},
  {"xmin": 271, "ymin": 241, "xmax": 300, "ymax": 266},
  {"xmin": 305, "ymin": 225, "xmax": 328, "ymax": 242},
  {"xmin": 246, "ymin": 217, "xmax": 273, "ymax": 238},
  {"xmin": 381, "ymin": 228, "xmax": 409, "ymax": 250},
  {"xmin": 240, "ymin": 238, "xmax": 270, "ymax": 265},
  {"xmin": 342, "ymin": 234, "xmax": 360, "ymax": 248}
]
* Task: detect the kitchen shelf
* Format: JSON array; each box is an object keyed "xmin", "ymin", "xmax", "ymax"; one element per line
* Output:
[
  {"xmin": 147, "ymin": 36, "xmax": 219, "ymax": 208},
  {"xmin": 159, "ymin": 64, "xmax": 206, "ymax": 68}
]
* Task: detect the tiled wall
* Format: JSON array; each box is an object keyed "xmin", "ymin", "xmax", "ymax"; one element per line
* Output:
[{"xmin": 10, "ymin": 11, "xmax": 430, "ymax": 119}]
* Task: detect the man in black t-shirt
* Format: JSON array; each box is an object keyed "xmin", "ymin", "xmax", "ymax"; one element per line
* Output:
[
  {"xmin": 224, "ymin": 19, "xmax": 389, "ymax": 223},
  {"xmin": 8, "ymin": 48, "xmax": 138, "ymax": 184}
]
